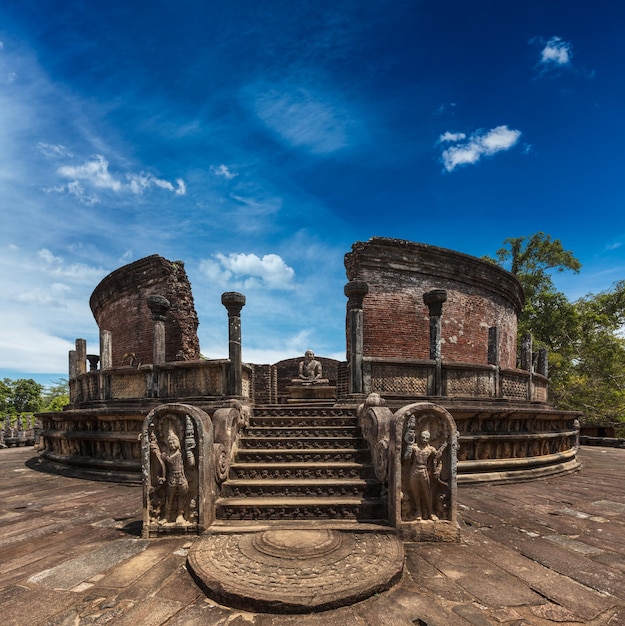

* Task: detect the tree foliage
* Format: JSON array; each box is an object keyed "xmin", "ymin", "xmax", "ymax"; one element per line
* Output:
[
  {"xmin": 492, "ymin": 233, "xmax": 625, "ymax": 432},
  {"xmin": 1, "ymin": 377, "xmax": 68, "ymax": 415}
]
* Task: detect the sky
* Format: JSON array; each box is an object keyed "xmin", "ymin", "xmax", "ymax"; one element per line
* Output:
[{"xmin": 1, "ymin": 1, "xmax": 625, "ymax": 388}]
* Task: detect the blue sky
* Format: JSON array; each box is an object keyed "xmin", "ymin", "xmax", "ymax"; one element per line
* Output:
[{"xmin": 1, "ymin": 1, "xmax": 624, "ymax": 387}]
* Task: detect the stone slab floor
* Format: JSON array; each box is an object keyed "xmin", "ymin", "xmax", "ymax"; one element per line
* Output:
[{"xmin": 1, "ymin": 446, "xmax": 624, "ymax": 626}]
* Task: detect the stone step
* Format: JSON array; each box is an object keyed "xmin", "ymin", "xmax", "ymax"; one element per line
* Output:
[
  {"xmin": 215, "ymin": 496, "xmax": 387, "ymax": 521},
  {"xmin": 246, "ymin": 426, "xmax": 360, "ymax": 438},
  {"xmin": 220, "ymin": 478, "xmax": 382, "ymax": 499},
  {"xmin": 229, "ymin": 462, "xmax": 376, "ymax": 480},
  {"xmin": 235, "ymin": 448, "xmax": 370, "ymax": 464},
  {"xmin": 248, "ymin": 415, "xmax": 358, "ymax": 428},
  {"xmin": 239, "ymin": 436, "xmax": 367, "ymax": 450}
]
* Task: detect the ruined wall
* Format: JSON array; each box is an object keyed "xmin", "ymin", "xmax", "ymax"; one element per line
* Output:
[
  {"xmin": 345, "ymin": 238, "xmax": 524, "ymax": 369},
  {"xmin": 90, "ymin": 255, "xmax": 200, "ymax": 367}
]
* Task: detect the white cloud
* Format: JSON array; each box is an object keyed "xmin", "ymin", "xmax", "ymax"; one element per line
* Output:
[
  {"xmin": 37, "ymin": 248, "xmax": 107, "ymax": 283},
  {"xmin": 439, "ymin": 125, "xmax": 522, "ymax": 172},
  {"xmin": 211, "ymin": 164, "xmax": 238, "ymax": 180},
  {"xmin": 251, "ymin": 85, "xmax": 354, "ymax": 155},
  {"xmin": 58, "ymin": 154, "xmax": 122, "ymax": 191},
  {"xmin": 199, "ymin": 252, "xmax": 295, "ymax": 290},
  {"xmin": 55, "ymin": 154, "xmax": 186, "ymax": 203},
  {"xmin": 37, "ymin": 142, "xmax": 73, "ymax": 159},
  {"xmin": 540, "ymin": 36, "xmax": 572, "ymax": 67},
  {"xmin": 439, "ymin": 131, "xmax": 466, "ymax": 143}
]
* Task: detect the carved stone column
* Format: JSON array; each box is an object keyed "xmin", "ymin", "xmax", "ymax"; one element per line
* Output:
[
  {"xmin": 222, "ymin": 292, "xmax": 246, "ymax": 397},
  {"xmin": 75, "ymin": 338, "xmax": 87, "ymax": 376},
  {"xmin": 147, "ymin": 295, "xmax": 171, "ymax": 365},
  {"xmin": 520, "ymin": 333, "xmax": 533, "ymax": 372},
  {"xmin": 488, "ymin": 326, "xmax": 500, "ymax": 398},
  {"xmin": 344, "ymin": 281, "xmax": 368, "ymax": 395},
  {"xmin": 520, "ymin": 333, "xmax": 533, "ymax": 401},
  {"xmin": 99, "ymin": 330, "xmax": 112, "ymax": 369},
  {"xmin": 87, "ymin": 354, "xmax": 100, "ymax": 371},
  {"xmin": 537, "ymin": 347, "xmax": 548, "ymax": 377},
  {"xmin": 423, "ymin": 290, "xmax": 447, "ymax": 396}
]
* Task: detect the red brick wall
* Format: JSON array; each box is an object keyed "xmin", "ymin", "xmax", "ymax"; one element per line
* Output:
[
  {"xmin": 345, "ymin": 238, "xmax": 523, "ymax": 369},
  {"xmin": 89, "ymin": 256, "xmax": 200, "ymax": 367}
]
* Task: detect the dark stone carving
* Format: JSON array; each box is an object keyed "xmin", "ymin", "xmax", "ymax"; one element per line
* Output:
[
  {"xmin": 142, "ymin": 403, "xmax": 215, "ymax": 537},
  {"xmin": 389, "ymin": 402, "xmax": 459, "ymax": 541}
]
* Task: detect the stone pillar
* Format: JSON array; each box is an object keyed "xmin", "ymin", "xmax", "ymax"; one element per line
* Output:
[
  {"xmin": 520, "ymin": 334, "xmax": 533, "ymax": 401},
  {"xmin": 75, "ymin": 339, "xmax": 87, "ymax": 376},
  {"xmin": 537, "ymin": 348, "xmax": 548, "ymax": 377},
  {"xmin": 146, "ymin": 295, "xmax": 171, "ymax": 365},
  {"xmin": 222, "ymin": 292, "xmax": 246, "ymax": 397},
  {"xmin": 488, "ymin": 326, "xmax": 500, "ymax": 398},
  {"xmin": 488, "ymin": 327, "xmax": 499, "ymax": 366},
  {"xmin": 69, "ymin": 350, "xmax": 78, "ymax": 380},
  {"xmin": 344, "ymin": 281, "xmax": 368, "ymax": 395},
  {"xmin": 520, "ymin": 334, "xmax": 533, "ymax": 372},
  {"xmin": 423, "ymin": 290, "xmax": 447, "ymax": 396},
  {"xmin": 100, "ymin": 330, "xmax": 112, "ymax": 370},
  {"xmin": 87, "ymin": 355, "xmax": 100, "ymax": 371}
]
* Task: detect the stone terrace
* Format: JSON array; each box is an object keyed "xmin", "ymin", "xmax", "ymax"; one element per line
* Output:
[{"xmin": 1, "ymin": 446, "xmax": 624, "ymax": 625}]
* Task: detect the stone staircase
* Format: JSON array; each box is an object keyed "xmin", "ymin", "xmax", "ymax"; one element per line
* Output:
[{"xmin": 215, "ymin": 405, "xmax": 386, "ymax": 522}]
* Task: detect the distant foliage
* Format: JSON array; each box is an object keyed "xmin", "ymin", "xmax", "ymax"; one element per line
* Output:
[
  {"xmin": 1, "ymin": 377, "xmax": 69, "ymax": 416},
  {"xmin": 491, "ymin": 233, "xmax": 625, "ymax": 434}
]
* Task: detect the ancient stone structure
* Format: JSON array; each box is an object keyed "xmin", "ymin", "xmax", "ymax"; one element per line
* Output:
[
  {"xmin": 34, "ymin": 238, "xmax": 582, "ymax": 611},
  {"xmin": 343, "ymin": 238, "xmax": 579, "ymax": 483},
  {"xmin": 89, "ymin": 255, "xmax": 200, "ymax": 367}
]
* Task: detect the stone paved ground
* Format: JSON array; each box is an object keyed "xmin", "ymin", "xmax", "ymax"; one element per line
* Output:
[{"xmin": 0, "ymin": 446, "xmax": 623, "ymax": 625}]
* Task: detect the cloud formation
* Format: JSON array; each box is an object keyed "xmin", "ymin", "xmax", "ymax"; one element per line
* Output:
[
  {"xmin": 54, "ymin": 155, "xmax": 186, "ymax": 204},
  {"xmin": 199, "ymin": 252, "xmax": 295, "ymax": 290},
  {"xmin": 540, "ymin": 36, "xmax": 572, "ymax": 67},
  {"xmin": 439, "ymin": 125, "xmax": 522, "ymax": 172},
  {"xmin": 251, "ymin": 85, "xmax": 354, "ymax": 155},
  {"xmin": 211, "ymin": 164, "xmax": 238, "ymax": 179}
]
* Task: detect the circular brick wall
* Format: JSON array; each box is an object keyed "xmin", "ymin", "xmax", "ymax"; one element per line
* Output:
[
  {"xmin": 89, "ymin": 255, "xmax": 200, "ymax": 367},
  {"xmin": 345, "ymin": 238, "xmax": 524, "ymax": 369}
]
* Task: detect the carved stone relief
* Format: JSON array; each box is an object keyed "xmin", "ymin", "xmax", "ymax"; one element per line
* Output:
[
  {"xmin": 142, "ymin": 403, "xmax": 214, "ymax": 537},
  {"xmin": 401, "ymin": 413, "xmax": 451, "ymax": 522},
  {"xmin": 389, "ymin": 402, "xmax": 459, "ymax": 542}
]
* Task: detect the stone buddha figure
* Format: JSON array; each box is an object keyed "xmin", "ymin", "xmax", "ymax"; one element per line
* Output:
[{"xmin": 293, "ymin": 350, "xmax": 329, "ymax": 385}]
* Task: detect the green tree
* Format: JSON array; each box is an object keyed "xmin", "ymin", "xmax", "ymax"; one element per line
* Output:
[
  {"xmin": 10, "ymin": 378, "xmax": 44, "ymax": 413},
  {"xmin": 489, "ymin": 232, "xmax": 581, "ymax": 347},
  {"xmin": 42, "ymin": 378, "xmax": 70, "ymax": 412},
  {"xmin": 0, "ymin": 378, "xmax": 12, "ymax": 413},
  {"xmin": 491, "ymin": 233, "xmax": 625, "ymax": 432}
]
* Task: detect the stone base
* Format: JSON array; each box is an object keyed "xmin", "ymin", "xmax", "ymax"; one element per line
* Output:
[
  {"xmin": 397, "ymin": 519, "xmax": 460, "ymax": 543},
  {"xmin": 286, "ymin": 385, "xmax": 336, "ymax": 402},
  {"xmin": 187, "ymin": 528, "xmax": 404, "ymax": 612}
]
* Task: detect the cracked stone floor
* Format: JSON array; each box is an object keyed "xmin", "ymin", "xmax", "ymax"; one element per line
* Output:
[{"xmin": 1, "ymin": 445, "xmax": 624, "ymax": 625}]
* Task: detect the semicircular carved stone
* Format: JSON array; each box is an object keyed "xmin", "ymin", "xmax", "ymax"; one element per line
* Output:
[{"xmin": 187, "ymin": 529, "xmax": 404, "ymax": 613}]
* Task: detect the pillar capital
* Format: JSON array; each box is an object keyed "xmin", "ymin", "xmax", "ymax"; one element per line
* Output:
[
  {"xmin": 423, "ymin": 289, "xmax": 447, "ymax": 316},
  {"xmin": 146, "ymin": 295, "xmax": 171, "ymax": 321},
  {"xmin": 221, "ymin": 292, "xmax": 246, "ymax": 316},
  {"xmin": 344, "ymin": 281, "xmax": 369, "ymax": 310}
]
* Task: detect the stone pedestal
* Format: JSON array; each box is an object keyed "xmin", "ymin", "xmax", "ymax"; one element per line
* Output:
[{"xmin": 286, "ymin": 385, "xmax": 336, "ymax": 402}]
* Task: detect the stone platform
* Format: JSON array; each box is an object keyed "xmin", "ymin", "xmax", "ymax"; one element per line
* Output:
[{"xmin": 1, "ymin": 446, "xmax": 625, "ymax": 625}]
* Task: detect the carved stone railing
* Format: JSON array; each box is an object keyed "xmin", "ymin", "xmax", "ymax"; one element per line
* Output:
[
  {"xmin": 363, "ymin": 357, "xmax": 548, "ymax": 403},
  {"xmin": 69, "ymin": 360, "xmax": 253, "ymax": 405}
]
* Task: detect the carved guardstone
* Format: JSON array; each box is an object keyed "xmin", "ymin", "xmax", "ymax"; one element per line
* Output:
[
  {"xmin": 142, "ymin": 403, "xmax": 215, "ymax": 537},
  {"xmin": 389, "ymin": 402, "xmax": 460, "ymax": 542}
]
